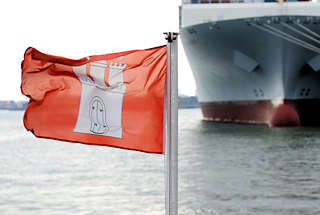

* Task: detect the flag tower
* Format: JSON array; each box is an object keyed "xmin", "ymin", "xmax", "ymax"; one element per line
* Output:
[{"xmin": 21, "ymin": 32, "xmax": 179, "ymax": 215}]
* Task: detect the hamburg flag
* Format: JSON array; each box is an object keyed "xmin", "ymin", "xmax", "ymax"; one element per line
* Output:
[{"xmin": 21, "ymin": 46, "xmax": 167, "ymax": 154}]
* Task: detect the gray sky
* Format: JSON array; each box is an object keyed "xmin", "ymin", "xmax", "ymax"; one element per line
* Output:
[{"xmin": 0, "ymin": 0, "xmax": 195, "ymax": 101}]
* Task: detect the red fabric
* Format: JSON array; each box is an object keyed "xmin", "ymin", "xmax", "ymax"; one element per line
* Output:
[{"xmin": 21, "ymin": 46, "xmax": 167, "ymax": 154}]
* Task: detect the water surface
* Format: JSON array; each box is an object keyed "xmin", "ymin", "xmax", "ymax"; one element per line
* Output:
[{"xmin": 0, "ymin": 109, "xmax": 319, "ymax": 214}]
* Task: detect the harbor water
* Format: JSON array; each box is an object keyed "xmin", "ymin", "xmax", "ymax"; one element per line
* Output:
[{"xmin": 0, "ymin": 109, "xmax": 319, "ymax": 215}]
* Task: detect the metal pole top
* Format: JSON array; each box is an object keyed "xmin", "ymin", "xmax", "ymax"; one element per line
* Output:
[{"xmin": 164, "ymin": 32, "xmax": 179, "ymax": 43}]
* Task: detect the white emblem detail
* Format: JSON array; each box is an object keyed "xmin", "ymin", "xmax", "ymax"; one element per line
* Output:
[
  {"xmin": 108, "ymin": 61, "xmax": 127, "ymax": 93},
  {"xmin": 89, "ymin": 96, "xmax": 109, "ymax": 134},
  {"xmin": 72, "ymin": 60, "xmax": 126, "ymax": 138}
]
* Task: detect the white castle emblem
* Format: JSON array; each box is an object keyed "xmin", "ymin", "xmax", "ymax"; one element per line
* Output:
[{"xmin": 72, "ymin": 59, "xmax": 127, "ymax": 138}]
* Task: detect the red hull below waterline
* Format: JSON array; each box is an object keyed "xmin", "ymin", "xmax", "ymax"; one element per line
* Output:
[{"xmin": 200, "ymin": 99, "xmax": 320, "ymax": 127}]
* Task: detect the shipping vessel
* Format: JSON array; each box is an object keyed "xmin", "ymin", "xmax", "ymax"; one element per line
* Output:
[{"xmin": 180, "ymin": 0, "xmax": 320, "ymax": 126}]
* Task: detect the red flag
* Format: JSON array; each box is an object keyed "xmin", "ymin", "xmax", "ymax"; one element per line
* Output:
[{"xmin": 21, "ymin": 46, "xmax": 167, "ymax": 153}]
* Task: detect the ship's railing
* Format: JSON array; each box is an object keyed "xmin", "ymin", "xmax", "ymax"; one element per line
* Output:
[{"xmin": 182, "ymin": 0, "xmax": 311, "ymax": 3}]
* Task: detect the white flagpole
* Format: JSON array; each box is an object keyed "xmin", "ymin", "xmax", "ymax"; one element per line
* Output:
[{"xmin": 165, "ymin": 32, "xmax": 179, "ymax": 215}]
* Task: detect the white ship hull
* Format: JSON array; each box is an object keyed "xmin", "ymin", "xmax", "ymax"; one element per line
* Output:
[{"xmin": 180, "ymin": 2, "xmax": 320, "ymax": 126}]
